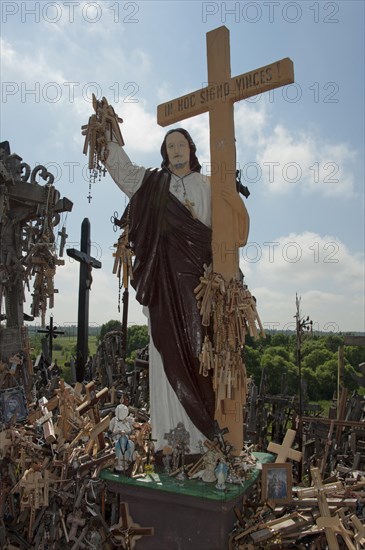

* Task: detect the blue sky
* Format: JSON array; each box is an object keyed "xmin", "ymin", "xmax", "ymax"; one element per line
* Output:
[{"xmin": 1, "ymin": 0, "xmax": 364, "ymax": 333}]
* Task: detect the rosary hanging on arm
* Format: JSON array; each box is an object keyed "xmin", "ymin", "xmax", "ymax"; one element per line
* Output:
[{"xmin": 81, "ymin": 94, "xmax": 124, "ymax": 202}]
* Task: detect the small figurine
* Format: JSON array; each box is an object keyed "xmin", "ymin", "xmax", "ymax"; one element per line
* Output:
[
  {"xmin": 115, "ymin": 434, "xmax": 135, "ymax": 474},
  {"xmin": 162, "ymin": 446, "xmax": 173, "ymax": 474},
  {"xmin": 109, "ymin": 403, "xmax": 134, "ymax": 442},
  {"xmin": 215, "ymin": 458, "xmax": 229, "ymax": 490}
]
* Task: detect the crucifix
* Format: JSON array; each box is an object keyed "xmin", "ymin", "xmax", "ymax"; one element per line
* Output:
[
  {"xmin": 67, "ymin": 218, "xmax": 101, "ymax": 382},
  {"xmin": 37, "ymin": 315, "xmax": 64, "ymax": 363},
  {"xmin": 110, "ymin": 501, "xmax": 154, "ymax": 550},
  {"xmin": 157, "ymin": 26, "xmax": 294, "ymax": 452}
]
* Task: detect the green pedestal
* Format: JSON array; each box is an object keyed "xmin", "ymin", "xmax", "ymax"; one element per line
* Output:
[{"xmin": 100, "ymin": 452, "xmax": 273, "ymax": 550}]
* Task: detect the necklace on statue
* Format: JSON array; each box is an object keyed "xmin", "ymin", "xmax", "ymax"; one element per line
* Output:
[{"xmin": 170, "ymin": 172, "xmax": 197, "ymax": 219}]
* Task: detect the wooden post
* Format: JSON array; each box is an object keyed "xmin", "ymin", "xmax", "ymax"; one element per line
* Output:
[{"xmin": 337, "ymin": 344, "xmax": 344, "ymax": 413}]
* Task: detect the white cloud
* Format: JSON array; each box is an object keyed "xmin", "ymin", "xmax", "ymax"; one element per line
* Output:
[
  {"xmin": 241, "ymin": 231, "xmax": 364, "ymax": 332},
  {"xmin": 233, "ymin": 102, "xmax": 357, "ymax": 198}
]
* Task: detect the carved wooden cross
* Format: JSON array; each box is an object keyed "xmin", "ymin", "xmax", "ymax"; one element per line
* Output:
[
  {"xmin": 311, "ymin": 467, "xmax": 341, "ymax": 550},
  {"xmin": 110, "ymin": 502, "xmax": 154, "ymax": 550},
  {"xmin": 76, "ymin": 381, "xmax": 108, "ymax": 451},
  {"xmin": 157, "ymin": 25, "xmax": 294, "ymax": 279},
  {"xmin": 267, "ymin": 428, "xmax": 302, "ymax": 463}
]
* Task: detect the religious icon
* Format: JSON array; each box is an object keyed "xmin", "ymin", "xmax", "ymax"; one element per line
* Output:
[
  {"xmin": 261, "ymin": 463, "xmax": 292, "ymax": 503},
  {"xmin": 0, "ymin": 387, "xmax": 28, "ymax": 425}
]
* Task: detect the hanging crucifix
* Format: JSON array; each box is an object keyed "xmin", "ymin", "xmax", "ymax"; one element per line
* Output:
[{"xmin": 157, "ymin": 26, "xmax": 294, "ymax": 452}]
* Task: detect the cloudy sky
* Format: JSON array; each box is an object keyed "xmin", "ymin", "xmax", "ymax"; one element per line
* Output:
[{"xmin": 1, "ymin": 0, "xmax": 364, "ymax": 334}]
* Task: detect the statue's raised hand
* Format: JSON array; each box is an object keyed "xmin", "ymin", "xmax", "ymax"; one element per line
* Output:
[{"xmin": 81, "ymin": 94, "xmax": 124, "ymax": 174}]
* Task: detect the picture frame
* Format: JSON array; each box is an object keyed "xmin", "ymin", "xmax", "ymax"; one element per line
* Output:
[
  {"xmin": 261, "ymin": 463, "xmax": 292, "ymax": 503},
  {"xmin": 0, "ymin": 386, "xmax": 28, "ymax": 425}
]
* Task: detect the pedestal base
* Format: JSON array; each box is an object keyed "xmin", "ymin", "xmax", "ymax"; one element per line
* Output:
[{"xmin": 100, "ymin": 452, "xmax": 272, "ymax": 550}]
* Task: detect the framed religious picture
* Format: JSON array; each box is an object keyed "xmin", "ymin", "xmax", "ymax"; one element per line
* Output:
[
  {"xmin": 0, "ymin": 387, "xmax": 28, "ymax": 425},
  {"xmin": 261, "ymin": 463, "xmax": 292, "ymax": 504}
]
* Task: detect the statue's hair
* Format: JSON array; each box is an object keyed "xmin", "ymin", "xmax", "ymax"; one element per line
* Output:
[{"xmin": 160, "ymin": 128, "xmax": 201, "ymax": 173}]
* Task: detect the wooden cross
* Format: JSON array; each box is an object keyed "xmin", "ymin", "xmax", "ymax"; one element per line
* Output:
[
  {"xmin": 311, "ymin": 467, "xmax": 341, "ymax": 550},
  {"xmin": 36, "ymin": 396, "xmax": 56, "ymax": 444},
  {"xmin": 67, "ymin": 509, "xmax": 86, "ymax": 541},
  {"xmin": 110, "ymin": 502, "xmax": 154, "ymax": 550},
  {"xmin": 267, "ymin": 428, "xmax": 302, "ymax": 463},
  {"xmin": 158, "ymin": 25, "xmax": 293, "ymax": 453},
  {"xmin": 157, "ymin": 25, "xmax": 294, "ymax": 279},
  {"xmin": 350, "ymin": 514, "xmax": 365, "ymax": 547},
  {"xmin": 316, "ymin": 516, "xmax": 356, "ymax": 550},
  {"xmin": 76, "ymin": 381, "xmax": 108, "ymax": 451}
]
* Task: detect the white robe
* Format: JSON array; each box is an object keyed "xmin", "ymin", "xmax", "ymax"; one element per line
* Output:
[{"xmin": 105, "ymin": 142, "xmax": 211, "ymax": 451}]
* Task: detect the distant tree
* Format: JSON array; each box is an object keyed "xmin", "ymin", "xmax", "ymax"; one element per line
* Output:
[
  {"xmin": 244, "ymin": 346, "xmax": 261, "ymax": 385},
  {"xmin": 345, "ymin": 345, "xmax": 365, "ymax": 371},
  {"xmin": 324, "ymin": 334, "xmax": 344, "ymax": 353},
  {"xmin": 261, "ymin": 345, "xmax": 291, "ymax": 362},
  {"xmin": 97, "ymin": 320, "xmax": 123, "ymax": 344},
  {"xmin": 316, "ymin": 359, "xmax": 338, "ymax": 399},
  {"xmin": 126, "ymin": 325, "xmax": 149, "ymax": 356},
  {"xmin": 270, "ymin": 333, "xmax": 290, "ymax": 347},
  {"xmin": 260, "ymin": 353, "xmax": 297, "ymax": 395},
  {"xmin": 302, "ymin": 348, "xmax": 333, "ymax": 371}
]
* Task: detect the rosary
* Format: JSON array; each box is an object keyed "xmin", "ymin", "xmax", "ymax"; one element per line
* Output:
[{"xmin": 170, "ymin": 172, "xmax": 197, "ymax": 219}]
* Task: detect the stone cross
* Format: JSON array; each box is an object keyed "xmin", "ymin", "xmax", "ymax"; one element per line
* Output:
[
  {"xmin": 157, "ymin": 25, "xmax": 294, "ymax": 278},
  {"xmin": 267, "ymin": 428, "xmax": 302, "ymax": 463},
  {"xmin": 67, "ymin": 218, "xmax": 101, "ymax": 382}
]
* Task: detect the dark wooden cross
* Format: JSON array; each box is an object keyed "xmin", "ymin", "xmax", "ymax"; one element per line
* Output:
[
  {"xmin": 67, "ymin": 218, "xmax": 101, "ymax": 382},
  {"xmin": 110, "ymin": 502, "xmax": 154, "ymax": 550},
  {"xmin": 37, "ymin": 316, "xmax": 64, "ymax": 362},
  {"xmin": 143, "ymin": 431, "xmax": 157, "ymax": 468}
]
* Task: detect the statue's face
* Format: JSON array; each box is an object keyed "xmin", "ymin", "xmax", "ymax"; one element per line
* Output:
[{"xmin": 165, "ymin": 132, "xmax": 190, "ymax": 173}]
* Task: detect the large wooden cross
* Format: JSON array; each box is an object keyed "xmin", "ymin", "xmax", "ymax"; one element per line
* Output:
[
  {"xmin": 157, "ymin": 25, "xmax": 294, "ymax": 279},
  {"xmin": 157, "ymin": 27, "xmax": 293, "ymax": 451}
]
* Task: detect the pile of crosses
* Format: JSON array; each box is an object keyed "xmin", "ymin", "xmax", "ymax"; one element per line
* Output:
[
  {"xmin": 229, "ymin": 463, "xmax": 365, "ymax": 549},
  {"xmin": 0, "ymin": 378, "xmax": 155, "ymax": 549},
  {"xmin": 228, "ymin": 389, "xmax": 365, "ymax": 549}
]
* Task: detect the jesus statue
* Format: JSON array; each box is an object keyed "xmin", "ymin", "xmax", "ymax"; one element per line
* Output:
[{"xmin": 99, "ymin": 123, "xmax": 249, "ymax": 452}]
